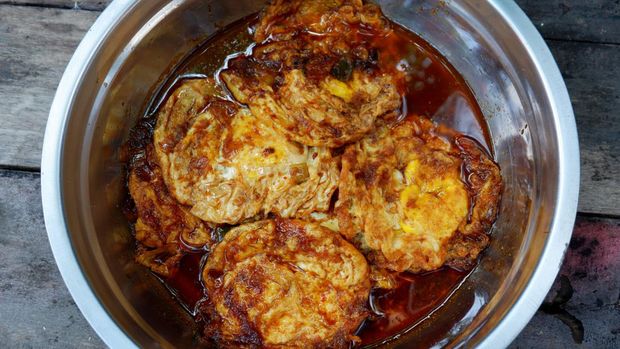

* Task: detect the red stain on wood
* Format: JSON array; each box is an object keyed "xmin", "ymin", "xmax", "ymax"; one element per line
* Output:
[
  {"xmin": 559, "ymin": 217, "xmax": 620, "ymax": 307},
  {"xmin": 530, "ymin": 216, "xmax": 620, "ymax": 345}
]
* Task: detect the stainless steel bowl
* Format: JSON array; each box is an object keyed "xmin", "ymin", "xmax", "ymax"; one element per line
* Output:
[{"xmin": 41, "ymin": 0, "xmax": 580, "ymax": 347}]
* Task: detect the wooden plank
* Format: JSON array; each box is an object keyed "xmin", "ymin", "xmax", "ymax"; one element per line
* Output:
[
  {"xmin": 77, "ymin": 0, "xmax": 111, "ymax": 11},
  {"xmin": 516, "ymin": 0, "xmax": 620, "ymax": 44},
  {"xmin": 510, "ymin": 216, "xmax": 620, "ymax": 348},
  {"xmin": 547, "ymin": 40, "xmax": 620, "ymax": 216},
  {"xmin": 0, "ymin": 0, "xmax": 111, "ymax": 11},
  {"xmin": 0, "ymin": 5, "xmax": 99, "ymax": 169},
  {"xmin": 0, "ymin": 5, "xmax": 618, "ymax": 215},
  {"xmin": 0, "ymin": 170, "xmax": 104, "ymax": 348}
]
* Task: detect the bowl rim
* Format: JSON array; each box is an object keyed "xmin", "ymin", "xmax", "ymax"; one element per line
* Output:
[
  {"xmin": 42, "ymin": 0, "xmax": 139, "ymax": 347},
  {"xmin": 474, "ymin": 1, "xmax": 579, "ymax": 347},
  {"xmin": 41, "ymin": 0, "xmax": 580, "ymax": 348}
]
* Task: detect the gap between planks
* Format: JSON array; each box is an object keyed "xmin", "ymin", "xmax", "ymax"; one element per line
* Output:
[{"xmin": 0, "ymin": 0, "xmax": 109, "ymax": 11}]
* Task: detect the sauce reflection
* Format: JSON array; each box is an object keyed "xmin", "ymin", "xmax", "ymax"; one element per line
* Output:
[{"xmin": 359, "ymin": 268, "xmax": 467, "ymax": 346}]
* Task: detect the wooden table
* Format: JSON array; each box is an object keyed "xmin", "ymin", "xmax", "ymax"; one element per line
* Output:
[{"xmin": 0, "ymin": 1, "xmax": 618, "ymax": 348}]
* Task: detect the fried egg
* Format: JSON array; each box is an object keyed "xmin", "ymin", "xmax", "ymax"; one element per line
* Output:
[
  {"xmin": 202, "ymin": 219, "xmax": 370, "ymax": 348},
  {"xmin": 154, "ymin": 79, "xmax": 339, "ymax": 224},
  {"xmin": 222, "ymin": 67, "xmax": 401, "ymax": 148},
  {"xmin": 336, "ymin": 116, "xmax": 502, "ymax": 272}
]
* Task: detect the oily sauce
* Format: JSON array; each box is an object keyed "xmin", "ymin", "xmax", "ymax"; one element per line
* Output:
[
  {"xmin": 375, "ymin": 25, "xmax": 491, "ymax": 151},
  {"xmin": 359, "ymin": 269, "xmax": 466, "ymax": 345},
  {"xmin": 129, "ymin": 13, "xmax": 490, "ymax": 348}
]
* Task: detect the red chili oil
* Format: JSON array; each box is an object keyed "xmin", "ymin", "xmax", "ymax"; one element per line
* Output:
[
  {"xmin": 126, "ymin": 10, "xmax": 491, "ymax": 348},
  {"xmin": 359, "ymin": 268, "xmax": 467, "ymax": 345},
  {"xmin": 160, "ymin": 253, "xmax": 205, "ymax": 315}
]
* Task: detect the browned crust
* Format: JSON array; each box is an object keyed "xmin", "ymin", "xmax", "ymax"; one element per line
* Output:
[
  {"xmin": 202, "ymin": 219, "xmax": 370, "ymax": 348},
  {"xmin": 336, "ymin": 116, "xmax": 502, "ymax": 273},
  {"xmin": 220, "ymin": 0, "xmax": 403, "ymax": 148},
  {"xmin": 446, "ymin": 136, "xmax": 503, "ymax": 270},
  {"xmin": 128, "ymin": 145, "xmax": 216, "ymax": 276}
]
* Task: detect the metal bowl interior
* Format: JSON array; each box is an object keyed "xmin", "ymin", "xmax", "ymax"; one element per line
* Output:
[{"xmin": 41, "ymin": 0, "xmax": 579, "ymax": 348}]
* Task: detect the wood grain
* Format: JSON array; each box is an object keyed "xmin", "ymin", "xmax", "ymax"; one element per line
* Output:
[
  {"xmin": 548, "ymin": 40, "xmax": 620, "ymax": 216},
  {"xmin": 0, "ymin": 170, "xmax": 104, "ymax": 348},
  {"xmin": 0, "ymin": 5, "xmax": 99, "ymax": 170},
  {"xmin": 0, "ymin": 0, "xmax": 111, "ymax": 11},
  {"xmin": 0, "ymin": 3, "xmax": 618, "ymax": 215},
  {"xmin": 516, "ymin": 0, "xmax": 620, "ymax": 44}
]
